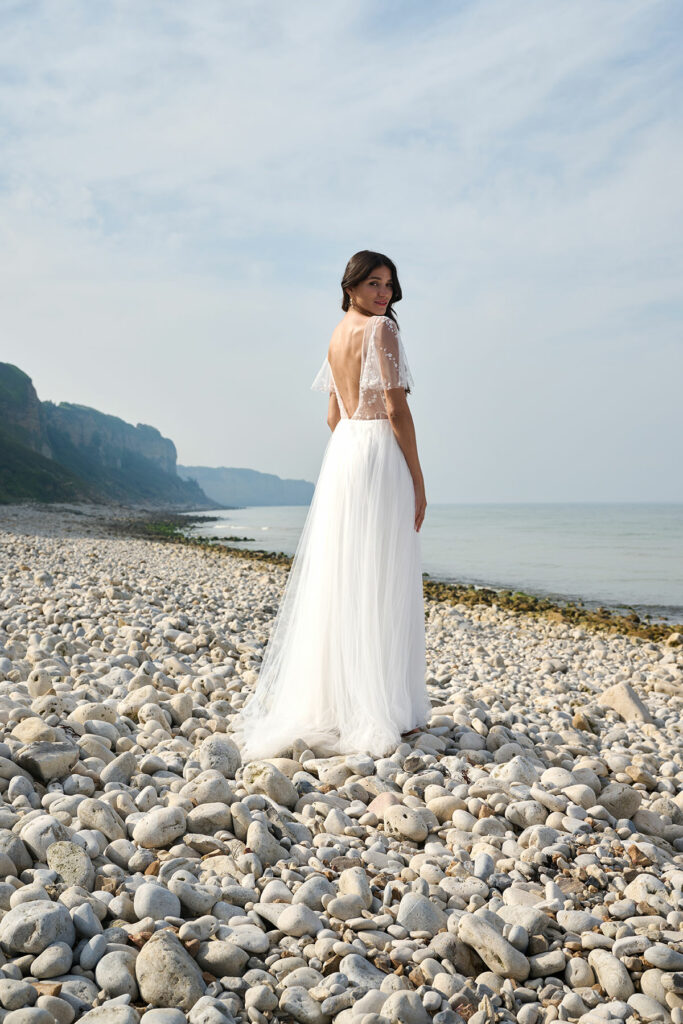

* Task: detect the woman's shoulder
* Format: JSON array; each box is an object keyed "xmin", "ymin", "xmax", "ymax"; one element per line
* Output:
[{"xmin": 374, "ymin": 314, "xmax": 400, "ymax": 336}]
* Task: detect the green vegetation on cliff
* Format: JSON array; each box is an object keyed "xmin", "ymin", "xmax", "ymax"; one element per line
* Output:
[
  {"xmin": 0, "ymin": 428, "xmax": 89, "ymax": 503},
  {"xmin": 0, "ymin": 362, "xmax": 212, "ymax": 507}
]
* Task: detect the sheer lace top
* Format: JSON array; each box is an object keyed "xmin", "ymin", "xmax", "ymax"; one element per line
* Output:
[{"xmin": 310, "ymin": 315, "xmax": 414, "ymax": 420}]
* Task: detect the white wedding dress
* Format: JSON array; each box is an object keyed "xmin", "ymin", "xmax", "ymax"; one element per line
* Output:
[{"xmin": 232, "ymin": 314, "xmax": 430, "ymax": 760}]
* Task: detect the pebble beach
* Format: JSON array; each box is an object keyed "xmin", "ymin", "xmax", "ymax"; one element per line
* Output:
[{"xmin": 0, "ymin": 503, "xmax": 682, "ymax": 1024}]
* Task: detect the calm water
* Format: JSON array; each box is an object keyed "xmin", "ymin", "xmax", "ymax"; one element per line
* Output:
[{"xmin": 185, "ymin": 503, "xmax": 683, "ymax": 623}]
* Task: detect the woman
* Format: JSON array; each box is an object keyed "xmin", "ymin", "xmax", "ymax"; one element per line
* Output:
[{"xmin": 232, "ymin": 250, "xmax": 430, "ymax": 760}]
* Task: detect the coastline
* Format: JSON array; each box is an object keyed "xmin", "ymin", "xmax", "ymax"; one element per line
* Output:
[
  {"xmin": 0, "ymin": 501, "xmax": 682, "ymax": 1023},
  {"xmin": 121, "ymin": 508, "xmax": 681, "ymax": 644}
]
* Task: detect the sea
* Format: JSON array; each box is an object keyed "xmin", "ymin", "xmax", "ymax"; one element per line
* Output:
[{"xmin": 183, "ymin": 503, "xmax": 683, "ymax": 625}]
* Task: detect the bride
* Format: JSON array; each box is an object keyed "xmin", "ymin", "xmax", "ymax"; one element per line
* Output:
[{"xmin": 231, "ymin": 250, "xmax": 431, "ymax": 760}]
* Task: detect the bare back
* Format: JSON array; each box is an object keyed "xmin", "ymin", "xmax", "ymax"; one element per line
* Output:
[
  {"xmin": 327, "ymin": 317, "xmax": 367, "ymax": 420},
  {"xmin": 312, "ymin": 313, "xmax": 415, "ymax": 421}
]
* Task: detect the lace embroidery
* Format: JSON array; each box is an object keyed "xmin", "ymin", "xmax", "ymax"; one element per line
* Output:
[{"xmin": 311, "ymin": 315, "xmax": 414, "ymax": 420}]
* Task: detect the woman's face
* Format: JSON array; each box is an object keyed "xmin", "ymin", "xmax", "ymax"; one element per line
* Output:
[{"xmin": 348, "ymin": 265, "xmax": 394, "ymax": 315}]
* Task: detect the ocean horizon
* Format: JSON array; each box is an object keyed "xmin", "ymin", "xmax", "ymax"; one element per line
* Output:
[{"xmin": 183, "ymin": 501, "xmax": 683, "ymax": 625}]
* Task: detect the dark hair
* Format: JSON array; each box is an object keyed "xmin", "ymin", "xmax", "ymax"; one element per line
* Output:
[{"xmin": 341, "ymin": 250, "xmax": 402, "ymax": 327}]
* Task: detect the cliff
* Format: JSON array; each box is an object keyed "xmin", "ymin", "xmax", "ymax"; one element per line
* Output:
[
  {"xmin": 0, "ymin": 364, "xmax": 52, "ymax": 458},
  {"xmin": 0, "ymin": 362, "xmax": 212, "ymax": 507},
  {"xmin": 178, "ymin": 465, "xmax": 314, "ymax": 507}
]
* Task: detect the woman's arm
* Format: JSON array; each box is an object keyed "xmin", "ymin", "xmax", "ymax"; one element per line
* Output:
[
  {"xmin": 327, "ymin": 392, "xmax": 341, "ymax": 431},
  {"xmin": 385, "ymin": 389, "xmax": 427, "ymax": 531}
]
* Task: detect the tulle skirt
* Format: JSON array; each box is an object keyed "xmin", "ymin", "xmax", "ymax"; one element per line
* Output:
[{"xmin": 231, "ymin": 418, "xmax": 431, "ymax": 760}]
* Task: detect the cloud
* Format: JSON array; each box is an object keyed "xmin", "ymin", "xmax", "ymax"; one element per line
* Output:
[{"xmin": 0, "ymin": 0, "xmax": 681, "ymax": 500}]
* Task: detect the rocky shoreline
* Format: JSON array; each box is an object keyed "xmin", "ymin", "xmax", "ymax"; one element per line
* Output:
[{"xmin": 0, "ymin": 503, "xmax": 681, "ymax": 1024}]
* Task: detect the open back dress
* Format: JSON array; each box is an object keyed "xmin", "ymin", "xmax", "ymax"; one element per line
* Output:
[{"xmin": 231, "ymin": 314, "xmax": 430, "ymax": 760}]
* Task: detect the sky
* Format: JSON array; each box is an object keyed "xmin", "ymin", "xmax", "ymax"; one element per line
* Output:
[{"xmin": 1, "ymin": 0, "xmax": 682, "ymax": 503}]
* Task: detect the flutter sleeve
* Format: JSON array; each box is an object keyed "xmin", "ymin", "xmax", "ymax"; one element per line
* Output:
[
  {"xmin": 310, "ymin": 356, "xmax": 333, "ymax": 393},
  {"xmin": 360, "ymin": 316, "xmax": 414, "ymax": 394}
]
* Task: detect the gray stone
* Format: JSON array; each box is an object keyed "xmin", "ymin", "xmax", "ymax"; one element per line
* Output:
[
  {"xmin": 245, "ymin": 820, "xmax": 287, "ymax": 866},
  {"xmin": 30, "ymin": 942, "xmax": 74, "ymax": 979},
  {"xmin": 564, "ymin": 957, "xmax": 594, "ymax": 988},
  {"xmin": 587, "ymin": 949, "xmax": 634, "ymax": 1001},
  {"xmin": 243, "ymin": 762, "xmax": 298, "ymax": 809},
  {"xmin": 277, "ymin": 904, "xmax": 323, "ymax": 937},
  {"xmin": 136, "ymin": 930, "xmax": 206, "ymax": 1010},
  {"xmin": 141, "ymin": 1013, "xmax": 186, "ymax": 1024},
  {"xmin": 384, "ymin": 805, "xmax": 428, "ymax": 842},
  {"xmin": 339, "ymin": 953, "xmax": 389, "ymax": 989},
  {"xmin": 46, "ymin": 841, "xmax": 95, "ymax": 890},
  {"xmin": 72, "ymin": 902, "xmax": 102, "ymax": 938},
  {"xmin": 4, "ymin": 1010, "xmax": 57, "ymax": 1024},
  {"xmin": 643, "ymin": 944, "xmax": 683, "ymax": 970},
  {"xmin": 79, "ymin": 934, "xmax": 108, "ymax": 970},
  {"xmin": 35, "ymin": 995, "xmax": 76, "ymax": 1024},
  {"xmin": 223, "ymin": 924, "xmax": 269, "ymax": 955},
  {"xmin": 598, "ymin": 681, "xmax": 653, "ymax": 723},
  {"xmin": 15, "ymin": 742, "xmax": 79, "ymax": 782},
  {"xmin": 529, "ymin": 949, "xmax": 566, "ymax": 977},
  {"xmin": 167, "ymin": 878, "xmax": 219, "ymax": 916},
  {"xmin": 133, "ymin": 882, "xmax": 182, "ymax": 921},
  {"xmin": 133, "ymin": 807, "xmax": 187, "ymax": 849},
  {"xmin": 20, "ymin": 814, "xmax": 70, "ymax": 860},
  {"xmin": 278, "ymin": 986, "xmax": 326, "ymax": 1024},
  {"xmin": 459, "ymin": 913, "xmax": 530, "ymax": 981},
  {"xmin": 627, "ymin": 993, "xmax": 670, "ymax": 1021},
  {"xmin": 292, "ymin": 875, "xmax": 335, "ymax": 910},
  {"xmin": 0, "ymin": 980, "xmax": 38, "ymax": 1011},
  {"xmin": 78, "ymin": 798, "xmax": 126, "ymax": 842},
  {"xmin": 0, "ymin": 832, "xmax": 31, "ymax": 874},
  {"xmin": 381, "ymin": 990, "xmax": 431, "ymax": 1024},
  {"xmin": 338, "ymin": 866, "xmax": 372, "ymax": 910},
  {"xmin": 0, "ymin": 901, "xmax": 75, "ymax": 954},
  {"xmin": 396, "ymin": 892, "xmax": 447, "ymax": 937},
  {"xmin": 100, "ymin": 751, "xmax": 137, "ymax": 786},
  {"xmin": 79, "ymin": 1008, "xmax": 141, "ymax": 1024},
  {"xmin": 44, "ymin": 975, "xmax": 99, "ymax": 1015},
  {"xmin": 598, "ymin": 782, "xmax": 642, "ymax": 819},
  {"xmin": 198, "ymin": 735, "xmax": 241, "ymax": 779},
  {"xmin": 556, "ymin": 910, "xmax": 602, "ymax": 933},
  {"xmin": 195, "ymin": 940, "xmax": 249, "ymax": 977},
  {"xmin": 95, "ymin": 950, "xmax": 139, "ymax": 999},
  {"xmin": 245, "ymin": 987, "xmax": 277, "ymax": 1013},
  {"xmin": 185, "ymin": 803, "xmax": 232, "ymax": 834}
]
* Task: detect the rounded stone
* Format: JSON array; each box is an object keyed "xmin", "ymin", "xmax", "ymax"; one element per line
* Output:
[
  {"xmin": 79, "ymin": 1009, "xmax": 141, "ymax": 1024},
  {"xmin": 642, "ymin": 944, "xmax": 683, "ymax": 971},
  {"xmin": 46, "ymin": 841, "xmax": 95, "ymax": 890},
  {"xmin": 587, "ymin": 949, "xmax": 635, "ymax": 1001},
  {"xmin": 95, "ymin": 950, "xmax": 139, "ymax": 999},
  {"xmin": 243, "ymin": 762, "xmax": 298, "ymax": 808},
  {"xmin": 396, "ymin": 893, "xmax": 447, "ymax": 937},
  {"xmin": 0, "ymin": 980, "xmax": 38, "ymax": 1011},
  {"xmin": 140, "ymin": 1012, "xmax": 187, "ymax": 1024},
  {"xmin": 198, "ymin": 735, "xmax": 241, "ymax": 779},
  {"xmin": 458, "ymin": 913, "xmax": 530, "ymax": 981},
  {"xmin": 384, "ymin": 805, "xmax": 428, "ymax": 842},
  {"xmin": 30, "ymin": 942, "xmax": 74, "ymax": 979},
  {"xmin": 195, "ymin": 940, "xmax": 249, "ymax": 978},
  {"xmin": 0, "ymin": 901, "xmax": 75, "ymax": 954},
  {"xmin": 135, "ymin": 929, "xmax": 206, "ymax": 1011},
  {"xmin": 133, "ymin": 882, "xmax": 182, "ymax": 921},
  {"xmin": 277, "ymin": 904, "xmax": 323, "ymax": 937},
  {"xmin": 132, "ymin": 807, "xmax": 187, "ymax": 850},
  {"xmin": 598, "ymin": 782, "xmax": 642, "ymax": 819},
  {"xmin": 381, "ymin": 990, "xmax": 430, "ymax": 1024}
]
